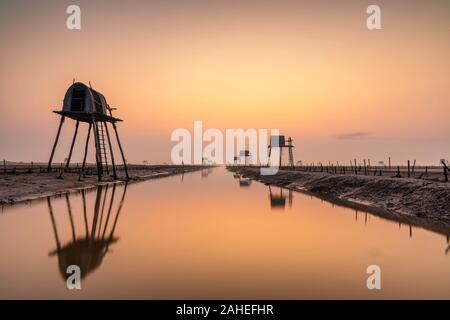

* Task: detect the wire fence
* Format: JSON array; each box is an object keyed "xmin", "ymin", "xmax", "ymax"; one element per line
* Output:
[{"xmin": 0, "ymin": 160, "xmax": 206, "ymax": 175}]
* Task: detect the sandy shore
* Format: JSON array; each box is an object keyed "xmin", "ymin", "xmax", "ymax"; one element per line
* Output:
[
  {"xmin": 0, "ymin": 166, "xmax": 204, "ymax": 205},
  {"xmin": 229, "ymin": 166, "xmax": 450, "ymax": 232}
]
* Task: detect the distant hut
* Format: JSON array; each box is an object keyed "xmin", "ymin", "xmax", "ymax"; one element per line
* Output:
[
  {"xmin": 47, "ymin": 81, "xmax": 128, "ymax": 180},
  {"xmin": 239, "ymin": 150, "xmax": 252, "ymax": 166},
  {"xmin": 267, "ymin": 135, "xmax": 294, "ymax": 167}
]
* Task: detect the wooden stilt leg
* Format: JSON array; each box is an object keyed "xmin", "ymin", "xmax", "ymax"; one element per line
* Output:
[
  {"xmin": 81, "ymin": 190, "xmax": 89, "ymax": 238},
  {"xmin": 279, "ymin": 148, "xmax": 282, "ymax": 168},
  {"xmin": 65, "ymin": 120, "xmax": 79, "ymax": 171},
  {"xmin": 65, "ymin": 194, "xmax": 76, "ymax": 242},
  {"xmin": 101, "ymin": 184, "xmax": 116, "ymax": 240},
  {"xmin": 289, "ymin": 190, "xmax": 292, "ymax": 207},
  {"xmin": 91, "ymin": 118, "xmax": 103, "ymax": 181},
  {"xmin": 107, "ymin": 183, "xmax": 127, "ymax": 244},
  {"xmin": 108, "ymin": 183, "xmax": 128, "ymax": 244},
  {"xmin": 47, "ymin": 116, "xmax": 65, "ymax": 172},
  {"xmin": 104, "ymin": 122, "xmax": 117, "ymax": 179},
  {"xmin": 111, "ymin": 122, "xmax": 129, "ymax": 179},
  {"xmin": 97, "ymin": 185, "xmax": 109, "ymax": 238},
  {"xmin": 47, "ymin": 197, "xmax": 61, "ymax": 252},
  {"xmin": 81, "ymin": 123, "xmax": 92, "ymax": 172},
  {"xmin": 90, "ymin": 186, "xmax": 103, "ymax": 240}
]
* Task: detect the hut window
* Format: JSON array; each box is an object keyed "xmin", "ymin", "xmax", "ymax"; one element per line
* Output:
[{"xmin": 71, "ymin": 87, "xmax": 85, "ymax": 112}]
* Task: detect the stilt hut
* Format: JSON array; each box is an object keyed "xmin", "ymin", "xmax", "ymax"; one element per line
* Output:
[
  {"xmin": 47, "ymin": 82, "xmax": 128, "ymax": 180},
  {"xmin": 239, "ymin": 150, "xmax": 251, "ymax": 166},
  {"xmin": 268, "ymin": 135, "xmax": 295, "ymax": 168}
]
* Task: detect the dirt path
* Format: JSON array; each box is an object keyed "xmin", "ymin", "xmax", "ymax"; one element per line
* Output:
[{"xmin": 0, "ymin": 166, "xmax": 204, "ymax": 204}]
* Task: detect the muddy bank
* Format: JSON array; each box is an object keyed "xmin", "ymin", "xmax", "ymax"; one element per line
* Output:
[
  {"xmin": 0, "ymin": 165, "xmax": 205, "ymax": 205},
  {"xmin": 229, "ymin": 167, "xmax": 450, "ymax": 230}
]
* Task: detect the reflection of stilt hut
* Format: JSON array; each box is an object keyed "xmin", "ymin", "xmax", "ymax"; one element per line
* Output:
[
  {"xmin": 268, "ymin": 136, "xmax": 294, "ymax": 168},
  {"xmin": 239, "ymin": 176, "xmax": 251, "ymax": 187},
  {"xmin": 268, "ymin": 186, "xmax": 293, "ymax": 209},
  {"xmin": 47, "ymin": 82, "xmax": 129, "ymax": 181},
  {"xmin": 47, "ymin": 183, "xmax": 127, "ymax": 281},
  {"xmin": 201, "ymin": 166, "xmax": 212, "ymax": 177}
]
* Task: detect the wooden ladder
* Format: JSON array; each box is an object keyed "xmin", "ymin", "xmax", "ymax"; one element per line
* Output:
[{"xmin": 97, "ymin": 122, "xmax": 109, "ymax": 175}]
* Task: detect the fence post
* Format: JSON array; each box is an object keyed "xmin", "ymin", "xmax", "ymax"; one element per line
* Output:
[
  {"xmin": 441, "ymin": 160, "xmax": 449, "ymax": 182},
  {"xmin": 407, "ymin": 160, "xmax": 411, "ymax": 178}
]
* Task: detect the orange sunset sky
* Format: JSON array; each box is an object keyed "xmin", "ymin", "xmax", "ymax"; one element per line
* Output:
[{"xmin": 0, "ymin": 0, "xmax": 449, "ymax": 165}]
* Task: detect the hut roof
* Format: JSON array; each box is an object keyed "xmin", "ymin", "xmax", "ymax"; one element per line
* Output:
[{"xmin": 57, "ymin": 82, "xmax": 122, "ymax": 123}]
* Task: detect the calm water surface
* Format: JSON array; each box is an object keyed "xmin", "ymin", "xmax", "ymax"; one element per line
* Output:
[{"xmin": 1, "ymin": 167, "xmax": 450, "ymax": 299}]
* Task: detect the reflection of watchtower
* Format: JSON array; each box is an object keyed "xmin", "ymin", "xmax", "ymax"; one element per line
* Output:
[
  {"xmin": 47, "ymin": 82, "xmax": 129, "ymax": 181},
  {"xmin": 268, "ymin": 186, "xmax": 293, "ymax": 209},
  {"xmin": 239, "ymin": 176, "xmax": 251, "ymax": 187},
  {"xmin": 201, "ymin": 166, "xmax": 212, "ymax": 177},
  {"xmin": 46, "ymin": 184, "xmax": 127, "ymax": 281},
  {"xmin": 268, "ymin": 135, "xmax": 294, "ymax": 167}
]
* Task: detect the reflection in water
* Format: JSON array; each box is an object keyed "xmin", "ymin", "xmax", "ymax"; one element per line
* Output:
[
  {"xmin": 201, "ymin": 167, "xmax": 213, "ymax": 178},
  {"xmin": 231, "ymin": 171, "xmax": 450, "ymax": 257},
  {"xmin": 47, "ymin": 183, "xmax": 127, "ymax": 281},
  {"xmin": 2, "ymin": 168, "xmax": 450, "ymax": 299},
  {"xmin": 239, "ymin": 176, "xmax": 252, "ymax": 187},
  {"xmin": 268, "ymin": 186, "xmax": 292, "ymax": 209}
]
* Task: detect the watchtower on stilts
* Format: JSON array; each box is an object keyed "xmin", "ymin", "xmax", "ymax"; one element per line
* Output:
[
  {"xmin": 268, "ymin": 135, "xmax": 295, "ymax": 168},
  {"xmin": 47, "ymin": 82, "xmax": 129, "ymax": 181},
  {"xmin": 286, "ymin": 137, "xmax": 294, "ymax": 168},
  {"xmin": 239, "ymin": 150, "xmax": 251, "ymax": 166}
]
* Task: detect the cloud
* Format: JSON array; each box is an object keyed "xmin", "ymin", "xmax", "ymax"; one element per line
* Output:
[{"xmin": 335, "ymin": 132, "xmax": 369, "ymax": 140}]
